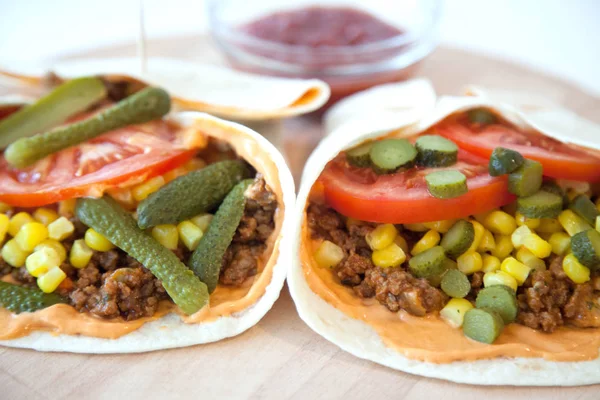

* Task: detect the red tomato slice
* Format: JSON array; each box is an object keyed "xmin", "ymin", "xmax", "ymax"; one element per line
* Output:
[
  {"xmin": 436, "ymin": 123, "xmax": 600, "ymax": 182},
  {"xmin": 0, "ymin": 120, "xmax": 195, "ymax": 207},
  {"xmin": 320, "ymin": 150, "xmax": 515, "ymax": 224}
]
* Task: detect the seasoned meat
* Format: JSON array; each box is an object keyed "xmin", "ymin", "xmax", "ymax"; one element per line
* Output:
[
  {"xmin": 93, "ymin": 250, "xmax": 120, "ymax": 271},
  {"xmin": 337, "ymin": 253, "xmax": 372, "ymax": 286},
  {"xmin": 221, "ymin": 244, "xmax": 259, "ymax": 286},
  {"xmin": 563, "ymin": 283, "xmax": 600, "ymax": 328}
]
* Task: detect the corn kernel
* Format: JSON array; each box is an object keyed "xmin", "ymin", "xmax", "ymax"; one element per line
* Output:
[
  {"xmin": 107, "ymin": 187, "xmax": 136, "ymax": 209},
  {"xmin": 35, "ymin": 239, "xmax": 67, "ymax": 263},
  {"xmin": 423, "ymin": 219, "xmax": 456, "ymax": 234},
  {"xmin": 84, "ymin": 229, "xmax": 114, "ymax": 252},
  {"xmin": 511, "ymin": 225, "xmax": 532, "ymax": 249},
  {"xmin": 152, "ymin": 224, "xmax": 179, "ymax": 250},
  {"xmin": 177, "ymin": 221, "xmax": 203, "ymax": 251},
  {"xmin": 457, "ymin": 251, "xmax": 483, "ymax": 275},
  {"xmin": 515, "ymin": 212, "xmax": 540, "ymax": 229},
  {"xmin": 163, "ymin": 166, "xmax": 187, "ymax": 182},
  {"xmin": 477, "ymin": 229, "xmax": 496, "ymax": 253},
  {"xmin": 467, "ymin": 220, "xmax": 485, "ymax": 252},
  {"xmin": 516, "ymin": 247, "xmax": 546, "ymax": 271},
  {"xmin": 411, "ymin": 230, "xmax": 440, "ymax": 256},
  {"xmin": 184, "ymin": 158, "xmax": 207, "ymax": 171},
  {"xmin": 26, "ymin": 247, "xmax": 61, "ymax": 278},
  {"xmin": 491, "ymin": 234, "xmax": 514, "ymax": 259},
  {"xmin": 58, "ymin": 198, "xmax": 77, "ymax": 217},
  {"xmin": 394, "ymin": 235, "xmax": 409, "ymax": 255},
  {"xmin": 70, "ymin": 239, "xmax": 94, "ymax": 268},
  {"xmin": 372, "ymin": 243, "xmax": 406, "ymax": 268},
  {"xmin": 558, "ymin": 210, "xmax": 592, "ymax": 236},
  {"xmin": 403, "ymin": 223, "xmax": 429, "ymax": 232},
  {"xmin": 8, "ymin": 212, "xmax": 34, "ymax": 237},
  {"xmin": 37, "ymin": 267, "xmax": 67, "ymax": 293},
  {"xmin": 501, "ymin": 257, "xmax": 531, "ymax": 285},
  {"xmin": 562, "ymin": 254, "xmax": 591, "ymax": 284},
  {"xmin": 191, "ymin": 214, "xmax": 213, "ymax": 232},
  {"xmin": 548, "ymin": 232, "xmax": 571, "ymax": 256},
  {"xmin": 47, "ymin": 217, "xmax": 75, "ymax": 241},
  {"xmin": 0, "ymin": 202, "xmax": 12, "ymax": 214},
  {"xmin": 132, "ymin": 176, "xmax": 165, "ymax": 202},
  {"xmin": 483, "ymin": 210, "xmax": 517, "ymax": 236},
  {"xmin": 522, "ymin": 233, "xmax": 552, "ymax": 258},
  {"xmin": 1, "ymin": 239, "xmax": 29, "ymax": 267},
  {"xmin": 536, "ymin": 218, "xmax": 563, "ymax": 233},
  {"xmin": 314, "ymin": 240, "xmax": 345, "ymax": 269},
  {"xmin": 33, "ymin": 208, "xmax": 59, "ymax": 226},
  {"xmin": 482, "ymin": 254, "xmax": 501, "ymax": 273},
  {"xmin": 483, "ymin": 270, "xmax": 518, "ymax": 291},
  {"xmin": 366, "ymin": 224, "xmax": 398, "ymax": 250},
  {"xmin": 440, "ymin": 298, "xmax": 474, "ymax": 328},
  {"xmin": 0, "ymin": 214, "xmax": 9, "ymax": 243},
  {"xmin": 14, "ymin": 222, "xmax": 48, "ymax": 252},
  {"xmin": 596, "ymin": 216, "xmax": 600, "ymax": 233}
]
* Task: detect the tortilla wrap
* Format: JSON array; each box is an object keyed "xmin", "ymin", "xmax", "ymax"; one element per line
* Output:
[
  {"xmin": 289, "ymin": 90, "xmax": 600, "ymax": 386},
  {"xmin": 0, "ymin": 111, "xmax": 294, "ymax": 354},
  {"xmin": 0, "ymin": 57, "xmax": 330, "ymax": 120}
]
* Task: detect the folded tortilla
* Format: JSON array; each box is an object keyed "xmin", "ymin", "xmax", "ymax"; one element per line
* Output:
[
  {"xmin": 0, "ymin": 111, "xmax": 294, "ymax": 354},
  {"xmin": 0, "ymin": 57, "xmax": 330, "ymax": 120},
  {"xmin": 289, "ymin": 86, "xmax": 600, "ymax": 386}
]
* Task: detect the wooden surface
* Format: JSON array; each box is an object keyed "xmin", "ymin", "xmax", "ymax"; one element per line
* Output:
[{"xmin": 2, "ymin": 36, "xmax": 600, "ymax": 400}]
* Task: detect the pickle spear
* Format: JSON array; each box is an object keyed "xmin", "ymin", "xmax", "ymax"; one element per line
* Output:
[
  {"xmin": 137, "ymin": 160, "xmax": 251, "ymax": 229},
  {"xmin": 0, "ymin": 77, "xmax": 107, "ymax": 150},
  {"xmin": 0, "ymin": 281, "xmax": 68, "ymax": 314},
  {"xmin": 5, "ymin": 87, "xmax": 171, "ymax": 168},
  {"xmin": 189, "ymin": 179, "xmax": 253, "ymax": 293},
  {"xmin": 76, "ymin": 196, "xmax": 208, "ymax": 315}
]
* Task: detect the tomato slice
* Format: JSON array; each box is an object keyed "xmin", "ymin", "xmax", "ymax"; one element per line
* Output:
[
  {"xmin": 0, "ymin": 120, "xmax": 195, "ymax": 207},
  {"xmin": 436, "ymin": 122, "xmax": 600, "ymax": 182},
  {"xmin": 320, "ymin": 150, "xmax": 515, "ymax": 224}
]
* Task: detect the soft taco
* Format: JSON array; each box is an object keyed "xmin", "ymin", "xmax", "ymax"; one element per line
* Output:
[
  {"xmin": 0, "ymin": 75, "xmax": 294, "ymax": 353},
  {"xmin": 290, "ymin": 87, "xmax": 600, "ymax": 386}
]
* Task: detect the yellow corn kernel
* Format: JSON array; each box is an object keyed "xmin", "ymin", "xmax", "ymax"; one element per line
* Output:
[
  {"xmin": 177, "ymin": 221, "xmax": 203, "ymax": 251},
  {"xmin": 37, "ymin": 267, "xmax": 67, "ymax": 293},
  {"xmin": 457, "ymin": 251, "xmax": 483, "ymax": 275},
  {"xmin": 483, "ymin": 210, "xmax": 517, "ymax": 236},
  {"xmin": 562, "ymin": 253, "xmax": 591, "ymax": 284},
  {"xmin": 423, "ymin": 219, "xmax": 456, "ymax": 234},
  {"xmin": 35, "ymin": 239, "xmax": 67, "ymax": 263},
  {"xmin": 477, "ymin": 229, "xmax": 496, "ymax": 253},
  {"xmin": 152, "ymin": 224, "xmax": 179, "ymax": 250},
  {"xmin": 366, "ymin": 223, "xmax": 398, "ymax": 251},
  {"xmin": 107, "ymin": 187, "xmax": 136, "ymax": 209},
  {"xmin": 191, "ymin": 214, "xmax": 213, "ymax": 232},
  {"xmin": 403, "ymin": 223, "xmax": 429, "ymax": 232},
  {"xmin": 132, "ymin": 176, "xmax": 166, "ymax": 202},
  {"xmin": 558, "ymin": 210, "xmax": 592, "ymax": 236},
  {"xmin": 14, "ymin": 222, "xmax": 48, "ymax": 252},
  {"xmin": 33, "ymin": 208, "xmax": 59, "ymax": 226},
  {"xmin": 58, "ymin": 198, "xmax": 77, "ymax": 217},
  {"xmin": 8, "ymin": 212, "xmax": 34, "ymax": 237},
  {"xmin": 483, "ymin": 270, "xmax": 518, "ymax": 291},
  {"xmin": 516, "ymin": 247, "xmax": 546, "ymax": 271},
  {"xmin": 500, "ymin": 257, "xmax": 531, "ymax": 285},
  {"xmin": 596, "ymin": 216, "xmax": 600, "ymax": 233},
  {"xmin": 411, "ymin": 230, "xmax": 440, "ymax": 256},
  {"xmin": 536, "ymin": 218, "xmax": 564, "ymax": 233},
  {"xmin": 1, "ymin": 239, "xmax": 29, "ymax": 267},
  {"xmin": 467, "ymin": 220, "xmax": 485, "ymax": 252},
  {"xmin": 548, "ymin": 232, "xmax": 571, "ymax": 256},
  {"xmin": 314, "ymin": 240, "xmax": 345, "ymax": 269},
  {"xmin": 26, "ymin": 247, "xmax": 61, "ymax": 278},
  {"xmin": 440, "ymin": 298, "xmax": 474, "ymax": 328},
  {"xmin": 394, "ymin": 235, "xmax": 409, "ymax": 255},
  {"xmin": 372, "ymin": 243, "xmax": 406, "ymax": 268},
  {"xmin": 0, "ymin": 202, "xmax": 12, "ymax": 214},
  {"xmin": 70, "ymin": 239, "xmax": 94, "ymax": 269},
  {"xmin": 0, "ymin": 214, "xmax": 9, "ymax": 243},
  {"xmin": 163, "ymin": 166, "xmax": 188, "ymax": 182},
  {"xmin": 515, "ymin": 212, "xmax": 540, "ymax": 230},
  {"xmin": 491, "ymin": 234, "xmax": 514, "ymax": 259},
  {"xmin": 84, "ymin": 229, "xmax": 114, "ymax": 252},
  {"xmin": 522, "ymin": 233, "xmax": 552, "ymax": 258},
  {"xmin": 184, "ymin": 158, "xmax": 207, "ymax": 171},
  {"xmin": 511, "ymin": 225, "xmax": 532, "ymax": 249},
  {"xmin": 47, "ymin": 216, "xmax": 75, "ymax": 241},
  {"xmin": 482, "ymin": 254, "xmax": 501, "ymax": 273}
]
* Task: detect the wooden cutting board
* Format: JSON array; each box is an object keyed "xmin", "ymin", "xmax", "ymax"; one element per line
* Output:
[{"xmin": 1, "ymin": 36, "xmax": 599, "ymax": 400}]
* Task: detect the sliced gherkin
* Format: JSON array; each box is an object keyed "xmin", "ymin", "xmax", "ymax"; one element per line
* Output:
[{"xmin": 0, "ymin": 281, "xmax": 68, "ymax": 314}]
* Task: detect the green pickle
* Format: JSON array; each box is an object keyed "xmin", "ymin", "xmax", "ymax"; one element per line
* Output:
[
  {"xmin": 5, "ymin": 87, "xmax": 171, "ymax": 168},
  {"xmin": 189, "ymin": 179, "xmax": 253, "ymax": 293},
  {"xmin": 408, "ymin": 246, "xmax": 448, "ymax": 279},
  {"xmin": 475, "ymin": 285, "xmax": 518, "ymax": 324},
  {"xmin": 425, "ymin": 170, "xmax": 468, "ymax": 199},
  {"xmin": 415, "ymin": 135, "xmax": 458, "ymax": 168},
  {"xmin": 369, "ymin": 139, "xmax": 417, "ymax": 174},
  {"xmin": 137, "ymin": 160, "xmax": 251, "ymax": 229},
  {"xmin": 517, "ymin": 191, "xmax": 563, "ymax": 219},
  {"xmin": 463, "ymin": 308, "xmax": 505, "ymax": 344},
  {"xmin": 346, "ymin": 142, "xmax": 373, "ymax": 168},
  {"xmin": 569, "ymin": 195, "xmax": 599, "ymax": 226},
  {"xmin": 0, "ymin": 281, "xmax": 68, "ymax": 314},
  {"xmin": 571, "ymin": 229, "xmax": 600, "ymax": 269},
  {"xmin": 488, "ymin": 147, "xmax": 524, "ymax": 176},
  {"xmin": 440, "ymin": 219, "xmax": 474, "ymax": 259},
  {"xmin": 508, "ymin": 159, "xmax": 543, "ymax": 197},
  {"xmin": 440, "ymin": 269, "xmax": 471, "ymax": 298},
  {"xmin": 540, "ymin": 181, "xmax": 569, "ymax": 207},
  {"xmin": 467, "ymin": 108, "xmax": 497, "ymax": 125},
  {"xmin": 76, "ymin": 196, "xmax": 208, "ymax": 315}
]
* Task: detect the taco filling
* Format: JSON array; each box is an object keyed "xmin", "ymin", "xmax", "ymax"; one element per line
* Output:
[
  {"xmin": 0, "ymin": 77, "xmax": 281, "ymax": 340},
  {"xmin": 302, "ymin": 107, "xmax": 600, "ymax": 362}
]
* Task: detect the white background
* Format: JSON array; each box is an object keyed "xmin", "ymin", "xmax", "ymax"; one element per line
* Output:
[{"xmin": 0, "ymin": 0, "xmax": 598, "ymax": 95}]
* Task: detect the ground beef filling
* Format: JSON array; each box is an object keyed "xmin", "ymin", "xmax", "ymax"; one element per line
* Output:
[
  {"xmin": 308, "ymin": 203, "xmax": 600, "ymax": 332},
  {"xmin": 0, "ymin": 178, "xmax": 277, "ymax": 321}
]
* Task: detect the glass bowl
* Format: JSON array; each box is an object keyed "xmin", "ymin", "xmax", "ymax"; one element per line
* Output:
[{"xmin": 208, "ymin": 0, "xmax": 442, "ymax": 105}]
